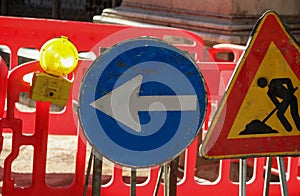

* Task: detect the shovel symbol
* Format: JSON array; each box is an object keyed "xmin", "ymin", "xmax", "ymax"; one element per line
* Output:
[{"xmin": 240, "ymin": 78, "xmax": 299, "ymax": 135}]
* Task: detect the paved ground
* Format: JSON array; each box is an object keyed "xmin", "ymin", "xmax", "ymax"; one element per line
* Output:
[
  {"xmin": 0, "ymin": 133, "xmax": 151, "ymax": 190},
  {"xmin": 0, "ymin": 132, "xmax": 260, "ymax": 196},
  {"xmin": 0, "ymin": 134, "xmax": 85, "ymax": 187}
]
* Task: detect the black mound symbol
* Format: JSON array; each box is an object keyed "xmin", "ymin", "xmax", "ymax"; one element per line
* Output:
[
  {"xmin": 239, "ymin": 119, "xmax": 278, "ymax": 135},
  {"xmin": 239, "ymin": 78, "xmax": 299, "ymax": 135},
  {"xmin": 239, "ymin": 106, "xmax": 279, "ymax": 135}
]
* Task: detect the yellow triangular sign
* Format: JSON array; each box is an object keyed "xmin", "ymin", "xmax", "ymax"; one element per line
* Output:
[{"xmin": 201, "ymin": 11, "xmax": 300, "ymax": 159}]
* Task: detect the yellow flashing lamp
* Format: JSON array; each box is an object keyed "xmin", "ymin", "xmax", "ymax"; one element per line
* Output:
[
  {"xmin": 39, "ymin": 36, "xmax": 78, "ymax": 77},
  {"xmin": 30, "ymin": 36, "xmax": 79, "ymax": 106}
]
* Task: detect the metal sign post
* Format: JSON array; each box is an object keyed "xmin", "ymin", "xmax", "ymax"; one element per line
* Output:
[
  {"xmin": 153, "ymin": 165, "xmax": 163, "ymax": 196},
  {"xmin": 263, "ymin": 156, "xmax": 273, "ymax": 196},
  {"xmin": 277, "ymin": 157, "xmax": 288, "ymax": 196},
  {"xmin": 83, "ymin": 151, "xmax": 94, "ymax": 196},
  {"xmin": 130, "ymin": 169, "xmax": 137, "ymax": 196},
  {"xmin": 83, "ymin": 149, "xmax": 103, "ymax": 196},
  {"xmin": 164, "ymin": 164, "xmax": 170, "ymax": 196},
  {"xmin": 92, "ymin": 152, "xmax": 103, "ymax": 196},
  {"xmin": 169, "ymin": 157, "xmax": 179, "ymax": 196},
  {"xmin": 153, "ymin": 157, "xmax": 179, "ymax": 196},
  {"xmin": 239, "ymin": 159, "xmax": 247, "ymax": 196}
]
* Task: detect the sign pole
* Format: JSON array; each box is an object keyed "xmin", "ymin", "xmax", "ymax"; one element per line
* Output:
[
  {"xmin": 153, "ymin": 166, "xmax": 163, "ymax": 196},
  {"xmin": 130, "ymin": 169, "xmax": 137, "ymax": 196},
  {"xmin": 239, "ymin": 158, "xmax": 247, "ymax": 196},
  {"xmin": 92, "ymin": 151, "xmax": 103, "ymax": 196},
  {"xmin": 263, "ymin": 156, "xmax": 273, "ymax": 196},
  {"xmin": 277, "ymin": 157, "xmax": 288, "ymax": 196},
  {"xmin": 169, "ymin": 157, "xmax": 179, "ymax": 196},
  {"xmin": 83, "ymin": 151, "xmax": 94, "ymax": 196},
  {"xmin": 164, "ymin": 164, "xmax": 170, "ymax": 196}
]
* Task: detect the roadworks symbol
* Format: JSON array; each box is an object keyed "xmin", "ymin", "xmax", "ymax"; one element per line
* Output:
[
  {"xmin": 240, "ymin": 78, "xmax": 300, "ymax": 135},
  {"xmin": 228, "ymin": 42, "xmax": 300, "ymax": 139}
]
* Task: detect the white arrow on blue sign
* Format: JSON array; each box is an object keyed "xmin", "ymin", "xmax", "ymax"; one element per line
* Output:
[
  {"xmin": 78, "ymin": 37, "xmax": 207, "ymax": 167},
  {"xmin": 90, "ymin": 74, "xmax": 198, "ymax": 133}
]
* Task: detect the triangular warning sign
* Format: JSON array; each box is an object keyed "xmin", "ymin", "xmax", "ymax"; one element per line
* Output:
[{"xmin": 201, "ymin": 11, "xmax": 300, "ymax": 159}]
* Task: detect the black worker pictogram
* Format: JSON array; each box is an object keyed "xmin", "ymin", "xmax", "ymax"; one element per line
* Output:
[{"xmin": 240, "ymin": 77, "xmax": 300, "ymax": 135}]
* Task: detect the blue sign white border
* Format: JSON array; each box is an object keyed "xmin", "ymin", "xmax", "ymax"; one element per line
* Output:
[{"xmin": 78, "ymin": 37, "xmax": 207, "ymax": 168}]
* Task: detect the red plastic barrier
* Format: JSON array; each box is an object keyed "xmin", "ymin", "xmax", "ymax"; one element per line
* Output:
[
  {"xmin": 208, "ymin": 43, "xmax": 246, "ymax": 63},
  {"xmin": 0, "ymin": 16, "xmax": 298, "ymax": 196},
  {"xmin": 0, "ymin": 56, "xmax": 8, "ymax": 154},
  {"xmin": 0, "ymin": 57, "xmax": 7, "ymax": 117},
  {"xmin": 0, "ymin": 16, "xmax": 207, "ymax": 135},
  {"xmin": 0, "ymin": 16, "xmax": 208, "ymax": 196}
]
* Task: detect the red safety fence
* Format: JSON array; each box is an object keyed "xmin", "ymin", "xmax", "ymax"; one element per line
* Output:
[{"xmin": 0, "ymin": 16, "xmax": 298, "ymax": 196}]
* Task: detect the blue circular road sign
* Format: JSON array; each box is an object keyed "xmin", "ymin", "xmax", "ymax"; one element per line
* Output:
[{"xmin": 78, "ymin": 37, "xmax": 207, "ymax": 167}]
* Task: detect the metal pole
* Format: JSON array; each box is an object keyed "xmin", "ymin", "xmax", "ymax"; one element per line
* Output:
[
  {"xmin": 130, "ymin": 169, "xmax": 137, "ymax": 196},
  {"xmin": 169, "ymin": 157, "xmax": 179, "ymax": 196},
  {"xmin": 92, "ymin": 152, "xmax": 103, "ymax": 196},
  {"xmin": 83, "ymin": 151, "xmax": 94, "ymax": 196},
  {"xmin": 239, "ymin": 158, "xmax": 247, "ymax": 196},
  {"xmin": 263, "ymin": 156, "xmax": 273, "ymax": 196},
  {"xmin": 277, "ymin": 157, "xmax": 288, "ymax": 196},
  {"xmin": 164, "ymin": 164, "xmax": 170, "ymax": 196},
  {"xmin": 153, "ymin": 166, "xmax": 164, "ymax": 196}
]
